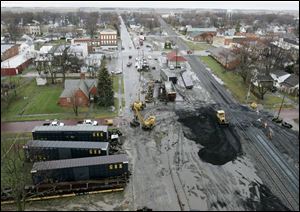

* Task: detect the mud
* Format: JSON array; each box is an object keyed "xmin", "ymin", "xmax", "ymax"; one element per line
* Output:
[{"xmin": 176, "ymin": 105, "xmax": 241, "ymax": 165}]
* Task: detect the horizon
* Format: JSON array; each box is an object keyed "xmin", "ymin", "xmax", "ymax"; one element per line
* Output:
[{"xmin": 1, "ymin": 1, "xmax": 299, "ymax": 11}]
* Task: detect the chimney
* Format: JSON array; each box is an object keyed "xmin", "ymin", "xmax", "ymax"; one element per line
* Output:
[{"xmin": 80, "ymin": 73, "xmax": 85, "ymax": 80}]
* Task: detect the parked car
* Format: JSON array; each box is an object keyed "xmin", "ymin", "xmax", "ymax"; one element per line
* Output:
[
  {"xmin": 127, "ymin": 62, "xmax": 132, "ymax": 67},
  {"xmin": 154, "ymin": 58, "xmax": 158, "ymax": 61},
  {"xmin": 169, "ymin": 65, "xmax": 175, "ymax": 70},
  {"xmin": 111, "ymin": 69, "xmax": 122, "ymax": 75},
  {"xmin": 148, "ymin": 55, "xmax": 152, "ymax": 60},
  {"xmin": 43, "ymin": 119, "xmax": 64, "ymax": 126},
  {"xmin": 152, "ymin": 66, "xmax": 156, "ymax": 70},
  {"xmin": 82, "ymin": 119, "xmax": 98, "ymax": 126},
  {"xmin": 282, "ymin": 121, "xmax": 292, "ymax": 129},
  {"xmin": 187, "ymin": 50, "xmax": 192, "ymax": 54},
  {"xmin": 129, "ymin": 55, "xmax": 132, "ymax": 59}
]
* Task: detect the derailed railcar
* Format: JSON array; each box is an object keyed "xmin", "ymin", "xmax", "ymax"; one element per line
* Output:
[
  {"xmin": 31, "ymin": 154, "xmax": 129, "ymax": 185},
  {"xmin": 23, "ymin": 140, "xmax": 109, "ymax": 162},
  {"xmin": 32, "ymin": 125, "xmax": 108, "ymax": 142}
]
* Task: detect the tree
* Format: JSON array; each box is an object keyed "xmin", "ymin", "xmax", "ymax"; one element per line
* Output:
[
  {"xmin": 70, "ymin": 91, "xmax": 79, "ymax": 116},
  {"xmin": 1, "ymin": 141, "xmax": 31, "ymax": 211},
  {"xmin": 96, "ymin": 58, "xmax": 114, "ymax": 107},
  {"xmin": 86, "ymin": 12, "xmax": 99, "ymax": 38}
]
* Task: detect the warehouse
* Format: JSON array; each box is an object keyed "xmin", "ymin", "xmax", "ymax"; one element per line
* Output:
[
  {"xmin": 32, "ymin": 125, "xmax": 108, "ymax": 142},
  {"xmin": 23, "ymin": 140, "xmax": 109, "ymax": 162},
  {"xmin": 31, "ymin": 154, "xmax": 129, "ymax": 184}
]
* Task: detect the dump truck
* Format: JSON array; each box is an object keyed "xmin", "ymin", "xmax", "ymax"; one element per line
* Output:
[{"xmin": 216, "ymin": 110, "xmax": 229, "ymax": 126}]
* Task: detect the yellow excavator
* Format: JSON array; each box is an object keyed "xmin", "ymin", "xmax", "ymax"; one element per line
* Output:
[
  {"xmin": 130, "ymin": 105, "xmax": 156, "ymax": 130},
  {"xmin": 216, "ymin": 110, "xmax": 229, "ymax": 126}
]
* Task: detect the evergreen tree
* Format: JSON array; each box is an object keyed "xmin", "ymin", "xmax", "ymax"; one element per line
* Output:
[{"xmin": 97, "ymin": 58, "xmax": 114, "ymax": 107}]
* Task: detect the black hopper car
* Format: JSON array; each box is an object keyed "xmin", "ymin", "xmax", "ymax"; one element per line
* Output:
[
  {"xmin": 32, "ymin": 125, "xmax": 108, "ymax": 142},
  {"xmin": 23, "ymin": 140, "xmax": 109, "ymax": 162},
  {"xmin": 31, "ymin": 154, "xmax": 129, "ymax": 185}
]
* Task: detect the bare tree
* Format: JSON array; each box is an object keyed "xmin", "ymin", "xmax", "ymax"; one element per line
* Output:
[
  {"xmin": 1, "ymin": 141, "xmax": 31, "ymax": 211},
  {"xmin": 86, "ymin": 12, "xmax": 99, "ymax": 38},
  {"xmin": 70, "ymin": 91, "xmax": 79, "ymax": 116}
]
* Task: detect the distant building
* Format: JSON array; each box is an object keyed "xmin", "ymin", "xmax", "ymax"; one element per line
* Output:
[
  {"xmin": 23, "ymin": 24, "xmax": 41, "ymax": 35},
  {"xmin": 270, "ymin": 70, "xmax": 291, "ymax": 88},
  {"xmin": 1, "ymin": 51, "xmax": 33, "ymax": 76},
  {"xmin": 208, "ymin": 47, "xmax": 240, "ymax": 70},
  {"xmin": 279, "ymin": 74, "xmax": 299, "ymax": 96},
  {"xmin": 99, "ymin": 29, "xmax": 118, "ymax": 50},
  {"xmin": 69, "ymin": 43, "xmax": 88, "ymax": 59},
  {"xmin": 58, "ymin": 73, "xmax": 97, "ymax": 107}
]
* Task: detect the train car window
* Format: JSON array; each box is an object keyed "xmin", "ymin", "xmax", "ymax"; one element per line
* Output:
[
  {"xmin": 93, "ymin": 133, "xmax": 96, "ymax": 137},
  {"xmin": 94, "ymin": 149, "xmax": 97, "ymax": 154},
  {"xmin": 89, "ymin": 149, "xmax": 93, "ymax": 154},
  {"xmin": 98, "ymin": 150, "xmax": 101, "ymax": 154},
  {"xmin": 109, "ymin": 164, "xmax": 113, "ymax": 170},
  {"xmin": 119, "ymin": 164, "xmax": 122, "ymax": 169},
  {"xmin": 114, "ymin": 164, "xmax": 118, "ymax": 169},
  {"xmin": 100, "ymin": 132, "xmax": 103, "ymax": 137}
]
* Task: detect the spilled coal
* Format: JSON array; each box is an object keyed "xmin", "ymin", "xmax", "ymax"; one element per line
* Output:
[
  {"xmin": 241, "ymin": 182, "xmax": 291, "ymax": 211},
  {"xmin": 177, "ymin": 105, "xmax": 242, "ymax": 165}
]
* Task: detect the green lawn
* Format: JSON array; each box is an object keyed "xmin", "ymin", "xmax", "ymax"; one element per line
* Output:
[
  {"xmin": 2, "ymin": 79, "xmax": 118, "ymax": 121},
  {"xmin": 199, "ymin": 56, "xmax": 294, "ymax": 109},
  {"xmin": 185, "ymin": 40, "xmax": 212, "ymax": 51}
]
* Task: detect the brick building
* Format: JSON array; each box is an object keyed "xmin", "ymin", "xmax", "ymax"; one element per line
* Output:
[
  {"xmin": 99, "ymin": 29, "xmax": 118, "ymax": 50},
  {"xmin": 58, "ymin": 73, "xmax": 97, "ymax": 107},
  {"xmin": 209, "ymin": 47, "xmax": 240, "ymax": 70},
  {"xmin": 166, "ymin": 51, "xmax": 187, "ymax": 68}
]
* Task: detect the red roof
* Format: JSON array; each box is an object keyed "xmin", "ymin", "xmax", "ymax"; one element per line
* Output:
[{"xmin": 167, "ymin": 51, "xmax": 187, "ymax": 62}]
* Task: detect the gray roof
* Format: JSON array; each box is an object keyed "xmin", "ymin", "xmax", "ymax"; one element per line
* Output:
[
  {"xmin": 181, "ymin": 71, "xmax": 193, "ymax": 87},
  {"xmin": 281, "ymin": 74, "xmax": 299, "ymax": 87},
  {"xmin": 60, "ymin": 79, "xmax": 96, "ymax": 98},
  {"xmin": 208, "ymin": 47, "xmax": 238, "ymax": 63},
  {"xmin": 25, "ymin": 140, "xmax": 109, "ymax": 150},
  {"xmin": 271, "ymin": 70, "xmax": 289, "ymax": 77},
  {"xmin": 32, "ymin": 154, "xmax": 128, "ymax": 172},
  {"xmin": 1, "ymin": 44, "xmax": 15, "ymax": 54},
  {"xmin": 32, "ymin": 125, "xmax": 108, "ymax": 132},
  {"xmin": 187, "ymin": 27, "xmax": 217, "ymax": 32}
]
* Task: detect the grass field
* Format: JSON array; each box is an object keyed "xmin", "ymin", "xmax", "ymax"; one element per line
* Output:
[
  {"xmin": 185, "ymin": 40, "xmax": 212, "ymax": 51},
  {"xmin": 199, "ymin": 56, "xmax": 295, "ymax": 109}
]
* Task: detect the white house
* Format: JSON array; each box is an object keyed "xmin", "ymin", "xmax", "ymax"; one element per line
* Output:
[
  {"xmin": 69, "ymin": 43, "xmax": 88, "ymax": 59},
  {"xmin": 270, "ymin": 70, "xmax": 291, "ymax": 88}
]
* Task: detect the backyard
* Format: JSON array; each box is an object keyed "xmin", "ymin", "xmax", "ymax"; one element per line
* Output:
[
  {"xmin": 199, "ymin": 56, "xmax": 295, "ymax": 109},
  {"xmin": 185, "ymin": 40, "xmax": 212, "ymax": 51}
]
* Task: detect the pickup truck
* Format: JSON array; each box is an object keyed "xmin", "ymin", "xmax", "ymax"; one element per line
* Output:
[
  {"xmin": 77, "ymin": 119, "xmax": 98, "ymax": 126},
  {"xmin": 43, "ymin": 119, "xmax": 64, "ymax": 126}
]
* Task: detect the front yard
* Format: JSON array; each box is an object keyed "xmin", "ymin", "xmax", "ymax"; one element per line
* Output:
[
  {"xmin": 1, "ymin": 76, "xmax": 121, "ymax": 122},
  {"xmin": 199, "ymin": 56, "xmax": 295, "ymax": 109}
]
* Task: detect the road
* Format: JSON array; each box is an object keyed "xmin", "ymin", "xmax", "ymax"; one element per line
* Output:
[{"xmin": 158, "ymin": 17, "xmax": 299, "ymax": 211}]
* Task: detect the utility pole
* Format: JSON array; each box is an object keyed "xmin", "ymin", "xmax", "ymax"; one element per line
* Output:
[
  {"xmin": 277, "ymin": 93, "xmax": 286, "ymax": 119},
  {"xmin": 246, "ymin": 70, "xmax": 257, "ymax": 103}
]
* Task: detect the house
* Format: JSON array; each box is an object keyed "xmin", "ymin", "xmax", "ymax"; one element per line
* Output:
[
  {"xmin": 69, "ymin": 43, "xmax": 88, "ymax": 59},
  {"xmin": 166, "ymin": 51, "xmax": 187, "ymax": 68},
  {"xmin": 99, "ymin": 29, "xmax": 118, "ymax": 50},
  {"xmin": 270, "ymin": 70, "xmax": 291, "ymax": 88},
  {"xmin": 208, "ymin": 47, "xmax": 240, "ymax": 70},
  {"xmin": 279, "ymin": 74, "xmax": 299, "ymax": 96},
  {"xmin": 39, "ymin": 45, "xmax": 53, "ymax": 55},
  {"xmin": 1, "ymin": 44, "xmax": 20, "ymax": 62},
  {"xmin": 188, "ymin": 31, "xmax": 216, "ymax": 44},
  {"xmin": 186, "ymin": 28, "xmax": 217, "ymax": 43},
  {"xmin": 58, "ymin": 73, "xmax": 97, "ymax": 107}
]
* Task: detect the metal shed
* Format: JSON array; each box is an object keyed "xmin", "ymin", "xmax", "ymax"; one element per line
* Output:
[{"xmin": 24, "ymin": 140, "xmax": 109, "ymax": 162}]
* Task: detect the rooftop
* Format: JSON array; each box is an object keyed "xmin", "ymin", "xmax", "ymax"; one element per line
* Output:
[
  {"xmin": 25, "ymin": 140, "xmax": 109, "ymax": 150},
  {"xmin": 1, "ymin": 44, "xmax": 16, "ymax": 55},
  {"xmin": 32, "ymin": 154, "xmax": 128, "ymax": 172},
  {"xmin": 32, "ymin": 125, "xmax": 108, "ymax": 132}
]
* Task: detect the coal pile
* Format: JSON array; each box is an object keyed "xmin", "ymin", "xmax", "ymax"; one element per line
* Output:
[{"xmin": 177, "ymin": 106, "xmax": 241, "ymax": 165}]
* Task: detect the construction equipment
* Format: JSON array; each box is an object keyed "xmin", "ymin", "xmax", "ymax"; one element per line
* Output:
[
  {"xmin": 130, "ymin": 101, "xmax": 155, "ymax": 130},
  {"xmin": 216, "ymin": 110, "xmax": 229, "ymax": 126},
  {"xmin": 250, "ymin": 102, "xmax": 257, "ymax": 110},
  {"xmin": 104, "ymin": 119, "xmax": 113, "ymax": 126}
]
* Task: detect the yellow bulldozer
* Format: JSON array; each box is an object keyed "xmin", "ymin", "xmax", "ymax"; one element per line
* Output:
[
  {"xmin": 216, "ymin": 110, "xmax": 229, "ymax": 126},
  {"xmin": 130, "ymin": 100, "xmax": 155, "ymax": 130}
]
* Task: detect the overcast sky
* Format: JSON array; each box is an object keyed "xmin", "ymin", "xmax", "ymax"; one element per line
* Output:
[{"xmin": 1, "ymin": 1, "xmax": 299, "ymax": 10}]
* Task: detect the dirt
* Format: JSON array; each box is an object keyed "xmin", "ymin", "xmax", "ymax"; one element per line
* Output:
[{"xmin": 177, "ymin": 105, "xmax": 242, "ymax": 165}]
